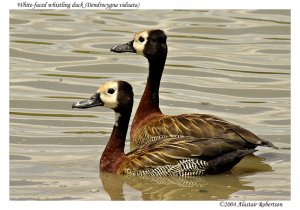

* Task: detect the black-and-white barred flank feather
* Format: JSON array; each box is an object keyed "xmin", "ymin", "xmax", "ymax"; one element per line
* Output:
[{"xmin": 125, "ymin": 159, "xmax": 209, "ymax": 177}]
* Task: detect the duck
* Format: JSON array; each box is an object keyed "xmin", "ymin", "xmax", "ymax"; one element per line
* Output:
[
  {"xmin": 72, "ymin": 80, "xmax": 256, "ymax": 176},
  {"xmin": 111, "ymin": 29, "xmax": 276, "ymax": 150}
]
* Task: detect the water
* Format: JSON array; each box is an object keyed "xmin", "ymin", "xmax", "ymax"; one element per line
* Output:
[{"xmin": 10, "ymin": 10, "xmax": 290, "ymax": 200}]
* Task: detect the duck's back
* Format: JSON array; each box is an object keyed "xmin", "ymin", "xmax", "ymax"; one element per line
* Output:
[{"xmin": 130, "ymin": 113, "xmax": 273, "ymax": 150}]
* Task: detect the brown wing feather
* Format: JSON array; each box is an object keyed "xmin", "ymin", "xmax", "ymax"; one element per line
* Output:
[
  {"xmin": 118, "ymin": 136, "xmax": 242, "ymax": 174},
  {"xmin": 132, "ymin": 114, "xmax": 273, "ymax": 148}
]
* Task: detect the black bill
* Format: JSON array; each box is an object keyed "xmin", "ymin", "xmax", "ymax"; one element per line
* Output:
[
  {"xmin": 72, "ymin": 93, "xmax": 103, "ymax": 109},
  {"xmin": 111, "ymin": 40, "xmax": 136, "ymax": 53}
]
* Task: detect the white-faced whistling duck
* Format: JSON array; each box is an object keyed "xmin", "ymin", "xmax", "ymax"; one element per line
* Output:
[{"xmin": 111, "ymin": 29, "xmax": 277, "ymax": 150}]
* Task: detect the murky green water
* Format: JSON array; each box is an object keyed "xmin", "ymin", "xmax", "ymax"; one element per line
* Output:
[{"xmin": 10, "ymin": 9, "xmax": 290, "ymax": 200}]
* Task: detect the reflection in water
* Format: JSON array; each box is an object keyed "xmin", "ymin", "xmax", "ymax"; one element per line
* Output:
[{"xmin": 100, "ymin": 155, "xmax": 272, "ymax": 200}]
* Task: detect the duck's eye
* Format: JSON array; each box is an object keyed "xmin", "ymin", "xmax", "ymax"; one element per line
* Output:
[
  {"xmin": 138, "ymin": 36, "xmax": 145, "ymax": 43},
  {"xmin": 107, "ymin": 88, "xmax": 115, "ymax": 94}
]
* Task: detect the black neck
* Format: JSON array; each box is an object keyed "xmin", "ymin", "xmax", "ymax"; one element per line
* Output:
[
  {"xmin": 113, "ymin": 110, "xmax": 131, "ymax": 141},
  {"xmin": 147, "ymin": 55, "xmax": 166, "ymax": 105}
]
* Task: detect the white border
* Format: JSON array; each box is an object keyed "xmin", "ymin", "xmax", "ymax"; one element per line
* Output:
[{"xmin": 2, "ymin": 0, "xmax": 298, "ymax": 209}]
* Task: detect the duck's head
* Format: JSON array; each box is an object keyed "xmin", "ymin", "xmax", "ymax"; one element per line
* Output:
[
  {"xmin": 72, "ymin": 80, "xmax": 133, "ymax": 113},
  {"xmin": 111, "ymin": 29, "xmax": 167, "ymax": 60}
]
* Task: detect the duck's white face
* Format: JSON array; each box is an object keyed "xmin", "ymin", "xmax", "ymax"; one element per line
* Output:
[
  {"xmin": 133, "ymin": 30, "xmax": 149, "ymax": 56},
  {"xmin": 97, "ymin": 81, "xmax": 119, "ymax": 109}
]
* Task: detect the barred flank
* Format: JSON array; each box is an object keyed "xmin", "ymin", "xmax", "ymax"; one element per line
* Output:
[{"xmin": 126, "ymin": 159, "xmax": 209, "ymax": 177}]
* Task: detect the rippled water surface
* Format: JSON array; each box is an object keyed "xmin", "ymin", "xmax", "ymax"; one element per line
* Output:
[{"xmin": 10, "ymin": 10, "xmax": 290, "ymax": 200}]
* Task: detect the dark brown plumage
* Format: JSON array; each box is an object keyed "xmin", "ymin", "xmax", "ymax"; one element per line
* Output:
[
  {"xmin": 111, "ymin": 29, "xmax": 276, "ymax": 150},
  {"xmin": 72, "ymin": 80, "xmax": 255, "ymax": 176}
]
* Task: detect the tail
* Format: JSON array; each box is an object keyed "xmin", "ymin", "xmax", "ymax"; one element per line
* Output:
[
  {"xmin": 206, "ymin": 149, "xmax": 256, "ymax": 174},
  {"xmin": 259, "ymin": 140, "xmax": 278, "ymax": 149},
  {"xmin": 228, "ymin": 126, "xmax": 278, "ymax": 149},
  {"xmin": 246, "ymin": 138, "xmax": 278, "ymax": 149}
]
